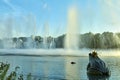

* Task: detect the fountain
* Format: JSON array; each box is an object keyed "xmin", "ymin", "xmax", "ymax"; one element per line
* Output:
[
  {"xmin": 42, "ymin": 22, "xmax": 49, "ymax": 49},
  {"xmin": 0, "ymin": 0, "xmax": 120, "ymax": 79},
  {"xmin": 0, "ymin": 5, "xmax": 80, "ymax": 50},
  {"xmin": 0, "ymin": 13, "xmax": 57, "ymax": 49},
  {"xmin": 64, "ymin": 5, "xmax": 80, "ymax": 49},
  {"xmin": 49, "ymin": 38, "xmax": 56, "ymax": 48},
  {"xmin": 65, "ymin": 5, "xmax": 80, "ymax": 80},
  {"xmin": 1, "ymin": 16, "xmax": 14, "ymax": 49}
]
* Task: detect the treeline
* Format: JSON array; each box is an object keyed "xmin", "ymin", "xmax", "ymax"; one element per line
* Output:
[
  {"xmin": 55, "ymin": 32, "xmax": 120, "ymax": 49},
  {"xmin": 0, "ymin": 36, "xmax": 55, "ymax": 49},
  {"xmin": 0, "ymin": 32, "xmax": 120, "ymax": 49}
]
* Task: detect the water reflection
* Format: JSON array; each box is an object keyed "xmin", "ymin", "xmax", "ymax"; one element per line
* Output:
[
  {"xmin": 87, "ymin": 74, "xmax": 110, "ymax": 80},
  {"xmin": 65, "ymin": 57, "xmax": 80, "ymax": 80},
  {"xmin": 0, "ymin": 55, "xmax": 120, "ymax": 80}
]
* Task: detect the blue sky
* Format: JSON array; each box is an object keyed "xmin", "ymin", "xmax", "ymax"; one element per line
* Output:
[{"xmin": 0, "ymin": 0, "xmax": 120, "ymax": 38}]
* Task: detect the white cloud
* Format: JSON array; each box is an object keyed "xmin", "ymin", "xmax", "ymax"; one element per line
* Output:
[
  {"xmin": 3, "ymin": 0, "xmax": 16, "ymax": 11},
  {"xmin": 3, "ymin": 0, "xmax": 25, "ymax": 12}
]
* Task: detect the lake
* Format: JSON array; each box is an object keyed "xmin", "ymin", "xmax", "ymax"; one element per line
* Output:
[{"xmin": 0, "ymin": 49, "xmax": 120, "ymax": 80}]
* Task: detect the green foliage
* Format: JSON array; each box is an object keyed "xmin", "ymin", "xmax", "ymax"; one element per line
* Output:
[
  {"xmin": 55, "ymin": 32, "xmax": 120, "ymax": 49},
  {"xmin": 55, "ymin": 34, "xmax": 65, "ymax": 48},
  {"xmin": 2, "ymin": 32, "xmax": 120, "ymax": 49}
]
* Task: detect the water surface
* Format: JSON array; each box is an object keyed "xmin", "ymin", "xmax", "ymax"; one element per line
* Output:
[{"xmin": 0, "ymin": 52, "xmax": 120, "ymax": 80}]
